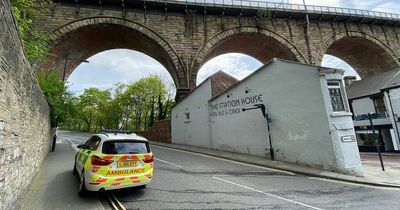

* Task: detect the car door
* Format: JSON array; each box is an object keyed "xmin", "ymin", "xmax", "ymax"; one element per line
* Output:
[
  {"xmin": 76, "ymin": 137, "xmax": 94, "ymax": 174},
  {"xmin": 82, "ymin": 137, "xmax": 102, "ymax": 171}
]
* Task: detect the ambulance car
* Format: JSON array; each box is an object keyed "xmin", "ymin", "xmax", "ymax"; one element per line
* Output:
[{"xmin": 73, "ymin": 132, "xmax": 154, "ymax": 196}]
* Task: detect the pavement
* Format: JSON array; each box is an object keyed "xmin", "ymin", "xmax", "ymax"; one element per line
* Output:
[
  {"xmin": 20, "ymin": 138, "xmax": 107, "ymax": 210},
  {"xmin": 149, "ymin": 141, "xmax": 400, "ymax": 188}
]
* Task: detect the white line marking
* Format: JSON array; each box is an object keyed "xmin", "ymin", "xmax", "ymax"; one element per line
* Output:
[
  {"xmin": 308, "ymin": 177, "xmax": 400, "ymax": 191},
  {"xmin": 151, "ymin": 145, "xmax": 294, "ymax": 175},
  {"xmin": 213, "ymin": 176, "xmax": 323, "ymax": 210},
  {"xmin": 155, "ymin": 158, "xmax": 183, "ymax": 168}
]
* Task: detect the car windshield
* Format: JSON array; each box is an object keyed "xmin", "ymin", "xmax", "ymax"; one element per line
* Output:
[{"xmin": 102, "ymin": 141, "xmax": 150, "ymax": 154}]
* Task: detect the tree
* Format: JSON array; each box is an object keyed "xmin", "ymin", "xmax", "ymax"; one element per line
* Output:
[
  {"xmin": 38, "ymin": 70, "xmax": 72, "ymax": 127},
  {"xmin": 77, "ymin": 88, "xmax": 112, "ymax": 132},
  {"xmin": 59, "ymin": 75, "xmax": 174, "ymax": 133},
  {"xmin": 11, "ymin": 0, "xmax": 53, "ymax": 64}
]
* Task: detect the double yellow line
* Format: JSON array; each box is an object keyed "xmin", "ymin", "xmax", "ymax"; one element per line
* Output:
[{"xmin": 106, "ymin": 192, "xmax": 126, "ymax": 210}]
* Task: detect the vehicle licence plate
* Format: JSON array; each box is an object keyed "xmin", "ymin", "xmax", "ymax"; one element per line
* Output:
[{"xmin": 118, "ymin": 161, "xmax": 138, "ymax": 168}]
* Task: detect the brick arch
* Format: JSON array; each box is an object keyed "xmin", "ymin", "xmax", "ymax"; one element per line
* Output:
[
  {"xmin": 190, "ymin": 26, "xmax": 307, "ymax": 88},
  {"xmin": 316, "ymin": 31, "xmax": 400, "ymax": 78},
  {"xmin": 40, "ymin": 16, "xmax": 187, "ymax": 88}
]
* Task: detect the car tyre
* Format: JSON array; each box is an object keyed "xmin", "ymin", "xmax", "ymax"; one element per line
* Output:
[
  {"xmin": 73, "ymin": 161, "xmax": 77, "ymax": 175},
  {"xmin": 78, "ymin": 170, "xmax": 88, "ymax": 197}
]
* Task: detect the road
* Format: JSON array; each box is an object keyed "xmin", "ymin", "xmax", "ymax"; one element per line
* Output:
[{"xmin": 58, "ymin": 130, "xmax": 400, "ymax": 210}]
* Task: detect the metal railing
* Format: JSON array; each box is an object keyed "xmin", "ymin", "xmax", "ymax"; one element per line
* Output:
[
  {"xmin": 149, "ymin": 0, "xmax": 400, "ymax": 21},
  {"xmin": 354, "ymin": 113, "xmax": 388, "ymax": 121}
]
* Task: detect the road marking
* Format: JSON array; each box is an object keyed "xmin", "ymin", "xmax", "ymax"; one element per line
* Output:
[
  {"xmin": 155, "ymin": 158, "xmax": 183, "ymax": 168},
  {"xmin": 151, "ymin": 145, "xmax": 294, "ymax": 175},
  {"xmin": 308, "ymin": 177, "xmax": 400, "ymax": 191},
  {"xmin": 213, "ymin": 176, "xmax": 323, "ymax": 210},
  {"xmin": 106, "ymin": 192, "xmax": 126, "ymax": 210}
]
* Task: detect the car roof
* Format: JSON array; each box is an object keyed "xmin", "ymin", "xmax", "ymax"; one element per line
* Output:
[{"xmin": 96, "ymin": 133, "xmax": 149, "ymax": 142}]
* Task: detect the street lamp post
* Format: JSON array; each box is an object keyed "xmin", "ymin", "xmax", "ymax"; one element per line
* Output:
[
  {"xmin": 62, "ymin": 57, "xmax": 89, "ymax": 81},
  {"xmin": 242, "ymin": 104, "xmax": 275, "ymax": 160}
]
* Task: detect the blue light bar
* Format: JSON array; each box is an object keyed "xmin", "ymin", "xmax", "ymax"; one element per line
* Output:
[{"xmin": 101, "ymin": 129, "xmax": 133, "ymax": 134}]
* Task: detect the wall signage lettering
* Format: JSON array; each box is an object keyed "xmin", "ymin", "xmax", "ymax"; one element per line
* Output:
[{"xmin": 210, "ymin": 94, "xmax": 263, "ymax": 117}]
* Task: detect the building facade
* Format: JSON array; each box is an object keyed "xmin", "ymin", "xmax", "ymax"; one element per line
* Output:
[
  {"xmin": 347, "ymin": 70, "xmax": 400, "ymax": 152},
  {"xmin": 172, "ymin": 59, "xmax": 363, "ymax": 176}
]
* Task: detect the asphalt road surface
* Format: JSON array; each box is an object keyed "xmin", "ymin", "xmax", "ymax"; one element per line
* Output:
[{"xmin": 58, "ymin": 130, "xmax": 400, "ymax": 210}]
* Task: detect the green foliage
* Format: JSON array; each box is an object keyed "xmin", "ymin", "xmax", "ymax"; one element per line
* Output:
[
  {"xmin": 10, "ymin": 0, "xmax": 53, "ymax": 63},
  {"xmin": 60, "ymin": 75, "xmax": 174, "ymax": 133},
  {"xmin": 38, "ymin": 70, "xmax": 73, "ymax": 127},
  {"xmin": 257, "ymin": 9, "xmax": 271, "ymax": 21}
]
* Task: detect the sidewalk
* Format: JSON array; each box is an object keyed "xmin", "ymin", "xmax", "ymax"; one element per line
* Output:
[
  {"xmin": 20, "ymin": 139, "xmax": 106, "ymax": 210},
  {"xmin": 150, "ymin": 141, "xmax": 400, "ymax": 188}
]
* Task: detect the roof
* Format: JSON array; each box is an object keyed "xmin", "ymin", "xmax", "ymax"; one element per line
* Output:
[
  {"xmin": 382, "ymin": 70, "xmax": 400, "ymax": 90},
  {"xmin": 97, "ymin": 133, "xmax": 148, "ymax": 141},
  {"xmin": 173, "ymin": 70, "xmax": 238, "ymax": 107},
  {"xmin": 346, "ymin": 69, "xmax": 400, "ymax": 100},
  {"xmin": 209, "ymin": 70, "xmax": 239, "ymax": 97}
]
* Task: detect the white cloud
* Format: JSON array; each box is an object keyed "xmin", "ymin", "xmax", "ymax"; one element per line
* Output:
[
  {"xmin": 197, "ymin": 53, "xmax": 263, "ymax": 85},
  {"xmin": 321, "ymin": 55, "xmax": 361, "ymax": 79},
  {"xmin": 340, "ymin": 0, "xmax": 399, "ymax": 13},
  {"xmin": 68, "ymin": 49, "xmax": 175, "ymax": 97}
]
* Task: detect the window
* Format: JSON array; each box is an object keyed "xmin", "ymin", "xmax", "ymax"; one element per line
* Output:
[
  {"xmin": 185, "ymin": 112, "xmax": 190, "ymax": 120},
  {"xmin": 83, "ymin": 136, "xmax": 101, "ymax": 150},
  {"xmin": 102, "ymin": 141, "xmax": 150, "ymax": 154},
  {"xmin": 328, "ymin": 81, "xmax": 345, "ymax": 112},
  {"xmin": 356, "ymin": 130, "xmax": 380, "ymax": 147},
  {"xmin": 373, "ymin": 97, "xmax": 386, "ymax": 114},
  {"xmin": 88, "ymin": 138, "xmax": 101, "ymax": 150},
  {"xmin": 184, "ymin": 112, "xmax": 191, "ymax": 123}
]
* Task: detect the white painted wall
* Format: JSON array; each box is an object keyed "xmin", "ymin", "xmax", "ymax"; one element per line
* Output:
[
  {"xmin": 210, "ymin": 61, "xmax": 362, "ymax": 176},
  {"xmin": 321, "ymin": 75, "xmax": 363, "ymax": 176},
  {"xmin": 351, "ymin": 98, "xmax": 375, "ymax": 115},
  {"xmin": 210, "ymin": 90, "xmax": 268, "ymax": 156},
  {"xmin": 171, "ymin": 79, "xmax": 212, "ymax": 148},
  {"xmin": 246, "ymin": 62, "xmax": 337, "ymax": 170},
  {"xmin": 172, "ymin": 59, "xmax": 363, "ymax": 176}
]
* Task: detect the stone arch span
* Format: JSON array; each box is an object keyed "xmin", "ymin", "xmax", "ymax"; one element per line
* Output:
[
  {"xmin": 191, "ymin": 26, "xmax": 307, "ymax": 88},
  {"xmin": 40, "ymin": 17, "xmax": 187, "ymax": 88},
  {"xmin": 316, "ymin": 31, "xmax": 400, "ymax": 78}
]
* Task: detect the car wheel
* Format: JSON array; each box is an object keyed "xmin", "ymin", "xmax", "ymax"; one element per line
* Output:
[
  {"xmin": 73, "ymin": 161, "xmax": 78, "ymax": 175},
  {"xmin": 78, "ymin": 170, "xmax": 88, "ymax": 197}
]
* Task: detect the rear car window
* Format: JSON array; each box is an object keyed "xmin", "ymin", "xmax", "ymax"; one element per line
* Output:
[{"xmin": 102, "ymin": 141, "xmax": 150, "ymax": 154}]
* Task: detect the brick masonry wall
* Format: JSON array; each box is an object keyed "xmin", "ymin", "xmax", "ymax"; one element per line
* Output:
[
  {"xmin": 34, "ymin": 4, "xmax": 400, "ymax": 94},
  {"xmin": 0, "ymin": 1, "xmax": 52, "ymax": 209},
  {"xmin": 137, "ymin": 120, "xmax": 171, "ymax": 143}
]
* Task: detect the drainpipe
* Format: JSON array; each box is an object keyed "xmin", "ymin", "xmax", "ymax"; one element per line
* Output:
[
  {"xmin": 386, "ymin": 89, "xmax": 400, "ymax": 149},
  {"xmin": 302, "ymin": 0, "xmax": 310, "ymax": 36}
]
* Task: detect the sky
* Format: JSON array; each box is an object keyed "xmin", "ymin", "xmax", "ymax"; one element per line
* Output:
[{"xmin": 67, "ymin": 0, "xmax": 399, "ymax": 96}]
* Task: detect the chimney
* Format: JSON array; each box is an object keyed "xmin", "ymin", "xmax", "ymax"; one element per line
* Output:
[{"xmin": 343, "ymin": 76, "xmax": 357, "ymax": 87}]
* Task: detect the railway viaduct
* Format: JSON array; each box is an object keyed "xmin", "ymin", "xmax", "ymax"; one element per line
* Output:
[
  {"xmin": 2, "ymin": 1, "xmax": 400, "ymax": 209},
  {"xmin": 35, "ymin": 0, "xmax": 400, "ymax": 100}
]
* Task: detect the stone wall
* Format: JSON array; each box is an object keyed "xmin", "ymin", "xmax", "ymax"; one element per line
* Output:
[
  {"xmin": 0, "ymin": 1, "xmax": 52, "ymax": 209},
  {"xmin": 34, "ymin": 3, "xmax": 400, "ymax": 95},
  {"xmin": 137, "ymin": 120, "xmax": 171, "ymax": 143}
]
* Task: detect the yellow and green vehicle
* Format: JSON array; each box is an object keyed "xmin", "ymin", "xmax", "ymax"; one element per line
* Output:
[{"xmin": 73, "ymin": 132, "xmax": 154, "ymax": 196}]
